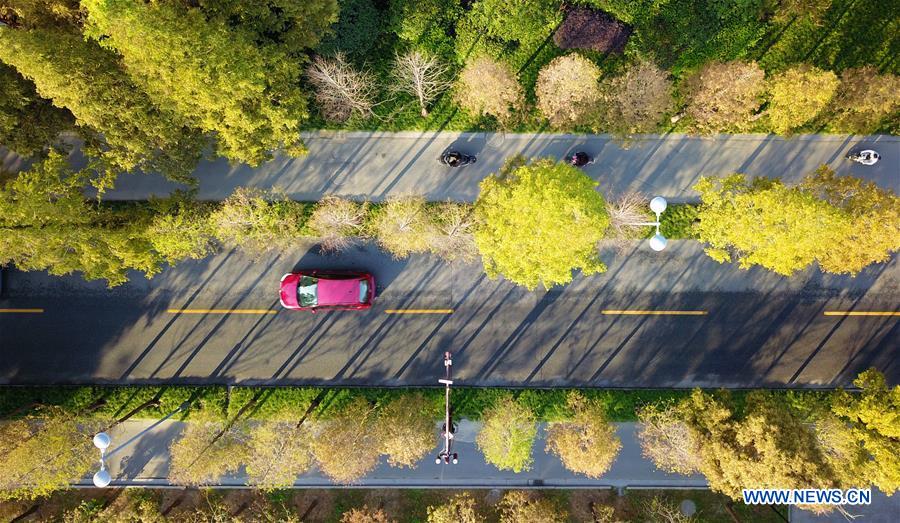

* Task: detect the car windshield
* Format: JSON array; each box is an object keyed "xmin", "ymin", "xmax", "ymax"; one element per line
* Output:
[
  {"xmin": 359, "ymin": 279, "xmax": 369, "ymax": 303},
  {"xmin": 297, "ymin": 276, "xmax": 318, "ymax": 307}
]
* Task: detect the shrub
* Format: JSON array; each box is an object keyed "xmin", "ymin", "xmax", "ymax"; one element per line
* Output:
[
  {"xmin": 599, "ymin": 60, "xmax": 673, "ymax": 135},
  {"xmin": 371, "ymin": 195, "xmax": 434, "ymax": 258},
  {"xmin": 211, "ymin": 187, "xmax": 309, "ymax": 255},
  {"xmin": 683, "ymin": 60, "xmax": 766, "ymax": 133},
  {"xmin": 535, "ymin": 54, "xmax": 603, "ymax": 129},
  {"xmin": 830, "ymin": 67, "xmax": 900, "ymax": 134},
  {"xmin": 659, "ymin": 203, "xmax": 699, "ymax": 239},
  {"xmin": 476, "ymin": 395, "xmax": 537, "ymax": 472},
  {"xmin": 767, "ymin": 65, "xmax": 838, "ymax": 134},
  {"xmin": 475, "ymin": 158, "xmax": 609, "ymax": 290},
  {"xmin": 553, "ymin": 6, "xmax": 632, "ymax": 53},
  {"xmin": 308, "ymin": 196, "xmax": 368, "ymax": 252},
  {"xmin": 376, "ymin": 393, "xmax": 436, "ymax": 468},
  {"xmin": 605, "ymin": 192, "xmax": 653, "ymax": 242},
  {"xmin": 545, "ymin": 392, "xmax": 622, "ymax": 478},
  {"xmin": 455, "ymin": 56, "xmax": 525, "ymax": 127}
]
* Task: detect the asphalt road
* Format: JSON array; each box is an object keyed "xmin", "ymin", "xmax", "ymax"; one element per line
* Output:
[
  {"xmin": 4, "ymin": 133, "xmax": 898, "ymax": 201},
  {"xmin": 1, "ymin": 241, "xmax": 896, "ymax": 387}
]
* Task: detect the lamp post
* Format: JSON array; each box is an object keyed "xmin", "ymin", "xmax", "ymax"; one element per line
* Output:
[
  {"xmin": 91, "ymin": 401, "xmax": 191, "ymax": 488},
  {"xmin": 436, "ymin": 351, "xmax": 458, "ymax": 465},
  {"xmin": 624, "ymin": 196, "xmax": 669, "ymax": 251}
]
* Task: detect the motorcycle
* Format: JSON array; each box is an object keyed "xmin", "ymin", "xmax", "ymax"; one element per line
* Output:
[
  {"xmin": 440, "ymin": 151, "xmax": 477, "ymax": 167},
  {"xmin": 569, "ymin": 151, "xmax": 595, "ymax": 167},
  {"xmin": 846, "ymin": 150, "xmax": 880, "ymax": 166}
]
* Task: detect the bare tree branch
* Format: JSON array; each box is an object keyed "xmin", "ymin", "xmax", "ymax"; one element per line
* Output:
[
  {"xmin": 391, "ymin": 50, "xmax": 452, "ymax": 117},
  {"xmin": 307, "ymin": 53, "xmax": 378, "ymax": 123}
]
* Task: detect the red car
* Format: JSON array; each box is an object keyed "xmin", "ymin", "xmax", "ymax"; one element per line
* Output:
[{"xmin": 280, "ymin": 270, "xmax": 375, "ymax": 311}]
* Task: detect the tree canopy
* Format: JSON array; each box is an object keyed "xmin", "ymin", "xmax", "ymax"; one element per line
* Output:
[
  {"xmin": 767, "ymin": 65, "xmax": 838, "ymax": 134},
  {"xmin": 82, "ymin": 0, "xmax": 312, "ymax": 165},
  {"xmin": 475, "ymin": 395, "xmax": 536, "ymax": 472},
  {"xmin": 475, "ymin": 158, "xmax": 609, "ymax": 290},
  {"xmin": 694, "ymin": 169, "xmax": 900, "ymax": 276},
  {"xmin": 0, "ymin": 26, "xmax": 203, "ymax": 185},
  {"xmin": 545, "ymin": 391, "xmax": 621, "ymax": 478}
]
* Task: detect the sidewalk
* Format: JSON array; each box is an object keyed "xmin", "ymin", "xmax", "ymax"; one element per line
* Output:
[
  {"xmin": 4, "ymin": 133, "xmax": 897, "ymax": 201},
  {"xmin": 75, "ymin": 420, "xmax": 706, "ymax": 489}
]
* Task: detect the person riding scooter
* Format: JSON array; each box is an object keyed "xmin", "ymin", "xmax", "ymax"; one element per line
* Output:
[
  {"xmin": 570, "ymin": 151, "xmax": 594, "ymax": 167},
  {"xmin": 846, "ymin": 149, "xmax": 880, "ymax": 166},
  {"xmin": 440, "ymin": 150, "xmax": 476, "ymax": 167}
]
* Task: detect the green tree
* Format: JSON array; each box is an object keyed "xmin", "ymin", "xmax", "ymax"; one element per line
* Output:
[
  {"xmin": 389, "ymin": 0, "xmax": 461, "ymax": 54},
  {"xmin": 475, "ymin": 158, "xmax": 609, "ymax": 290},
  {"xmin": 694, "ymin": 170, "xmax": 900, "ymax": 276},
  {"xmin": 767, "ymin": 65, "xmax": 838, "ymax": 134},
  {"xmin": 0, "ymin": 152, "xmax": 164, "ymax": 286},
  {"xmin": 0, "ymin": 63, "xmax": 74, "ymax": 156},
  {"xmin": 476, "ymin": 395, "xmax": 536, "ymax": 472},
  {"xmin": 371, "ymin": 195, "xmax": 434, "ymax": 258},
  {"xmin": 830, "ymin": 369, "xmax": 900, "ymax": 493},
  {"xmin": 0, "ymin": 408, "xmax": 100, "ymax": 501},
  {"xmin": 0, "ymin": 26, "xmax": 203, "ymax": 185},
  {"xmin": 545, "ymin": 391, "xmax": 621, "ymax": 478},
  {"xmin": 375, "ymin": 393, "xmax": 436, "ymax": 468},
  {"xmin": 82, "ymin": 0, "xmax": 310, "ymax": 165}
]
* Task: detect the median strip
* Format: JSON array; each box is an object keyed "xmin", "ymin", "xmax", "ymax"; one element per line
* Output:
[
  {"xmin": 823, "ymin": 311, "xmax": 899, "ymax": 317},
  {"xmin": 166, "ymin": 309, "xmax": 277, "ymax": 315},
  {"xmin": 384, "ymin": 309, "xmax": 454, "ymax": 314},
  {"xmin": 601, "ymin": 310, "xmax": 707, "ymax": 316},
  {"xmin": 0, "ymin": 308, "xmax": 44, "ymax": 313}
]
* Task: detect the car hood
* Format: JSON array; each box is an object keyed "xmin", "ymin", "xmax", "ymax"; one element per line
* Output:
[{"xmin": 280, "ymin": 274, "xmax": 300, "ymax": 308}]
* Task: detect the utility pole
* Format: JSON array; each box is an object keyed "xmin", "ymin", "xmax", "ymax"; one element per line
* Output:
[{"xmin": 436, "ymin": 351, "xmax": 458, "ymax": 465}]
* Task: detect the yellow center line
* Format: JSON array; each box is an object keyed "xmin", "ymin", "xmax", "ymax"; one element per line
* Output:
[
  {"xmin": 166, "ymin": 309, "xmax": 277, "ymax": 315},
  {"xmin": 824, "ymin": 311, "xmax": 900, "ymax": 317},
  {"xmin": 601, "ymin": 310, "xmax": 708, "ymax": 316},
  {"xmin": 385, "ymin": 309, "xmax": 454, "ymax": 314},
  {"xmin": 0, "ymin": 308, "xmax": 44, "ymax": 313}
]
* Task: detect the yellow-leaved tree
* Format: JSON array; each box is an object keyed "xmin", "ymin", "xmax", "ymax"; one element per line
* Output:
[
  {"xmin": 545, "ymin": 392, "xmax": 621, "ymax": 478},
  {"xmin": 475, "ymin": 157, "xmax": 610, "ymax": 290},
  {"xmin": 694, "ymin": 168, "xmax": 900, "ymax": 276}
]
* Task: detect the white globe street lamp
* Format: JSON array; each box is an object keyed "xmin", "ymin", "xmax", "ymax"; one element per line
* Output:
[{"xmin": 624, "ymin": 196, "xmax": 669, "ymax": 251}]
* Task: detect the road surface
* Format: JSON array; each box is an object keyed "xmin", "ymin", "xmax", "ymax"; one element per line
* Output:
[
  {"xmin": 1, "ymin": 241, "xmax": 896, "ymax": 387},
  {"xmin": 4, "ymin": 133, "xmax": 898, "ymax": 201}
]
